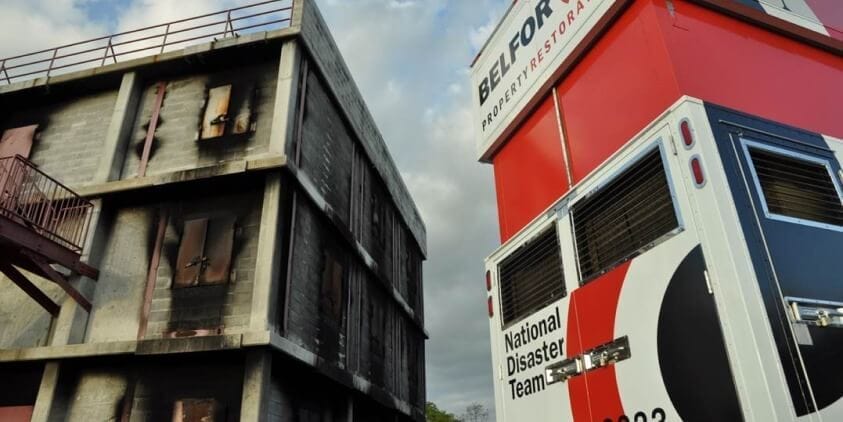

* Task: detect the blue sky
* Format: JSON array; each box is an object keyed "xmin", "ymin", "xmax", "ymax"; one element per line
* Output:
[{"xmin": 0, "ymin": 0, "xmax": 509, "ymax": 416}]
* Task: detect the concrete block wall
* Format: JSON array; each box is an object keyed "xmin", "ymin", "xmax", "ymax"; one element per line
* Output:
[
  {"xmin": 121, "ymin": 59, "xmax": 280, "ymax": 178},
  {"xmin": 268, "ymin": 362, "xmax": 350, "ymax": 421},
  {"xmin": 84, "ymin": 207, "xmax": 156, "ymax": 343},
  {"xmin": 145, "ymin": 186, "xmax": 263, "ymax": 339},
  {"xmin": 56, "ymin": 366, "xmax": 128, "ymax": 422},
  {"xmin": 0, "ymin": 89, "xmax": 119, "ymax": 186},
  {"xmin": 286, "ymin": 192, "xmax": 347, "ymax": 359},
  {"xmin": 0, "ymin": 273, "xmax": 62, "ymax": 349},
  {"xmin": 47, "ymin": 355, "xmax": 243, "ymax": 421}
]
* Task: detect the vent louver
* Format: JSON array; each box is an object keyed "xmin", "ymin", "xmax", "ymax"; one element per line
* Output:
[
  {"xmin": 573, "ymin": 147, "xmax": 679, "ymax": 283},
  {"xmin": 749, "ymin": 147, "xmax": 843, "ymax": 227},
  {"xmin": 498, "ymin": 225, "xmax": 566, "ymax": 326}
]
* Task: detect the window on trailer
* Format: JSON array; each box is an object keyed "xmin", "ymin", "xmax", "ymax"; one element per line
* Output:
[
  {"xmin": 572, "ymin": 147, "xmax": 679, "ymax": 284},
  {"xmin": 744, "ymin": 143, "xmax": 843, "ymax": 228},
  {"xmin": 497, "ymin": 225, "xmax": 566, "ymax": 326}
]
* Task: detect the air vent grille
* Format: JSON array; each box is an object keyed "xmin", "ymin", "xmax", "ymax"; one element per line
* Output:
[
  {"xmin": 498, "ymin": 225, "xmax": 566, "ymax": 326},
  {"xmin": 749, "ymin": 147, "xmax": 843, "ymax": 226},
  {"xmin": 573, "ymin": 148, "xmax": 678, "ymax": 283}
]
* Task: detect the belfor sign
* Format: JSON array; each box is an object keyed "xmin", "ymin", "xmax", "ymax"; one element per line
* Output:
[{"xmin": 471, "ymin": 0, "xmax": 619, "ymax": 161}]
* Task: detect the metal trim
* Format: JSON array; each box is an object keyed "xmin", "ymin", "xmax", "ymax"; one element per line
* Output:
[{"xmin": 739, "ymin": 138, "xmax": 843, "ymax": 233}]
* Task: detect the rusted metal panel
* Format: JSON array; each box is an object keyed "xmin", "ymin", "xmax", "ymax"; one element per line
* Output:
[
  {"xmin": 202, "ymin": 216, "xmax": 236, "ymax": 285},
  {"xmin": 174, "ymin": 218, "xmax": 208, "ymax": 288},
  {"xmin": 0, "ymin": 406, "xmax": 34, "ymax": 422},
  {"xmin": 200, "ymin": 85, "xmax": 232, "ymax": 139},
  {"xmin": 173, "ymin": 399, "xmax": 221, "ymax": 422},
  {"xmin": 320, "ymin": 251, "xmax": 344, "ymax": 321},
  {"xmin": 138, "ymin": 82, "xmax": 166, "ymax": 178},
  {"xmin": 138, "ymin": 210, "xmax": 169, "ymax": 339},
  {"xmin": 0, "ymin": 125, "xmax": 37, "ymax": 159}
]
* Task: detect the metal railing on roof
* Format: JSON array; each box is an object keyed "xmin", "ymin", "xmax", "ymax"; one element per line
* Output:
[
  {"xmin": 0, "ymin": 155, "xmax": 94, "ymax": 253},
  {"xmin": 0, "ymin": 0, "xmax": 294, "ymax": 85}
]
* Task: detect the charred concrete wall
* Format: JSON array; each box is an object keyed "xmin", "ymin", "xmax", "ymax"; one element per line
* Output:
[
  {"xmin": 0, "ymin": 89, "xmax": 119, "ymax": 186},
  {"xmin": 285, "ymin": 61, "xmax": 426, "ymax": 413},
  {"xmin": 0, "ymin": 2, "xmax": 426, "ymax": 420},
  {"xmin": 121, "ymin": 59, "xmax": 279, "ymax": 178},
  {"xmin": 0, "ymin": 273, "xmax": 61, "ymax": 349},
  {"xmin": 44, "ymin": 355, "xmax": 243, "ymax": 421},
  {"xmin": 83, "ymin": 183, "xmax": 263, "ymax": 343}
]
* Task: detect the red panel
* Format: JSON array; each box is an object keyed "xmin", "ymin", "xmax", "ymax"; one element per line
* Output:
[
  {"xmin": 804, "ymin": 0, "xmax": 843, "ymax": 41},
  {"xmin": 492, "ymin": 95, "xmax": 569, "ymax": 242},
  {"xmin": 0, "ymin": 125, "xmax": 37, "ymax": 159},
  {"xmin": 556, "ymin": 0, "xmax": 681, "ymax": 183},
  {"xmin": 655, "ymin": 0, "xmax": 843, "ymax": 139},
  {"xmin": 565, "ymin": 296, "xmax": 591, "ymax": 422},
  {"xmin": 0, "ymin": 406, "xmax": 34, "ymax": 422},
  {"xmin": 567, "ymin": 262, "xmax": 630, "ymax": 421}
]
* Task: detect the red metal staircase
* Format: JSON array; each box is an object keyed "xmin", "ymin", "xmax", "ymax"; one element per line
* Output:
[{"xmin": 0, "ymin": 155, "xmax": 98, "ymax": 314}]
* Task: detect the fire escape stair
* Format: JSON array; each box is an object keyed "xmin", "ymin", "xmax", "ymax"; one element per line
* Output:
[{"xmin": 0, "ymin": 156, "xmax": 99, "ymax": 315}]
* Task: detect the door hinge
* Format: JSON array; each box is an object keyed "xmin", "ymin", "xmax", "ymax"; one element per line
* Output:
[{"xmin": 703, "ymin": 270, "xmax": 713, "ymax": 295}]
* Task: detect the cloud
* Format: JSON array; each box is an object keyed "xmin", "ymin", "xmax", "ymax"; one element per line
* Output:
[{"xmin": 0, "ymin": 0, "xmax": 105, "ymax": 58}]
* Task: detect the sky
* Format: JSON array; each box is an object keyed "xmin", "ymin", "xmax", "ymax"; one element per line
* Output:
[{"xmin": 0, "ymin": 0, "xmax": 508, "ymax": 416}]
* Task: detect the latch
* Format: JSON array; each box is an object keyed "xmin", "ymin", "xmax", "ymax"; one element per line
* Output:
[
  {"xmin": 585, "ymin": 336, "xmax": 631, "ymax": 371},
  {"xmin": 787, "ymin": 297, "xmax": 843, "ymax": 328},
  {"xmin": 186, "ymin": 256, "xmax": 209, "ymax": 284},
  {"xmin": 210, "ymin": 114, "xmax": 229, "ymax": 125},
  {"xmin": 546, "ymin": 358, "xmax": 583, "ymax": 385},
  {"xmin": 544, "ymin": 336, "xmax": 631, "ymax": 384}
]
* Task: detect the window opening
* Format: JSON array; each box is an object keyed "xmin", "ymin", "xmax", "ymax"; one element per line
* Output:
[
  {"xmin": 174, "ymin": 216, "xmax": 236, "ymax": 287},
  {"xmin": 572, "ymin": 147, "xmax": 679, "ymax": 283},
  {"xmin": 745, "ymin": 143, "xmax": 843, "ymax": 228},
  {"xmin": 498, "ymin": 224, "xmax": 566, "ymax": 326}
]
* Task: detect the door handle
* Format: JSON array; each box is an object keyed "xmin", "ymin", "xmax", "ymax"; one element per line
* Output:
[{"xmin": 787, "ymin": 296, "xmax": 843, "ymax": 328}]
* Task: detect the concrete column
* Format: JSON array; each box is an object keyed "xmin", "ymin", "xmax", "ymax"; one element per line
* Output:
[
  {"xmin": 49, "ymin": 200, "xmax": 112, "ymax": 345},
  {"xmin": 249, "ymin": 174, "xmax": 283, "ymax": 332},
  {"xmin": 50, "ymin": 71, "xmax": 140, "ymax": 345},
  {"xmin": 95, "ymin": 71, "xmax": 143, "ymax": 183},
  {"xmin": 30, "ymin": 362, "xmax": 61, "ymax": 422},
  {"xmin": 268, "ymin": 40, "xmax": 302, "ymax": 156},
  {"xmin": 240, "ymin": 349, "xmax": 273, "ymax": 422}
]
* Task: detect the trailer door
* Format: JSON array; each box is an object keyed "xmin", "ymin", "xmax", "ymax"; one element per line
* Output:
[{"xmin": 711, "ymin": 111, "xmax": 843, "ymax": 420}]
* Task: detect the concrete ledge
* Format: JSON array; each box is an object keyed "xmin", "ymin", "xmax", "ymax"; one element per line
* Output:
[
  {"xmin": 0, "ymin": 330, "xmax": 421, "ymax": 419},
  {"xmin": 74, "ymin": 155, "xmax": 287, "ymax": 198},
  {"xmin": 136, "ymin": 334, "xmax": 243, "ymax": 355},
  {"xmin": 0, "ymin": 340, "xmax": 137, "ymax": 362}
]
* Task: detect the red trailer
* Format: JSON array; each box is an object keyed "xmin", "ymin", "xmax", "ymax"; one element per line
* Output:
[{"xmin": 472, "ymin": 1, "xmax": 843, "ymax": 421}]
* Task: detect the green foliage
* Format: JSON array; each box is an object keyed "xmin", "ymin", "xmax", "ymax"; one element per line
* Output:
[{"xmin": 426, "ymin": 402, "xmax": 462, "ymax": 422}]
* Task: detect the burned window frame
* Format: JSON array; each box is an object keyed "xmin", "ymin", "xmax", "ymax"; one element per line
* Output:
[
  {"xmin": 197, "ymin": 83, "xmax": 258, "ymax": 141},
  {"xmin": 173, "ymin": 214, "xmax": 237, "ymax": 288},
  {"xmin": 741, "ymin": 138, "xmax": 843, "ymax": 232}
]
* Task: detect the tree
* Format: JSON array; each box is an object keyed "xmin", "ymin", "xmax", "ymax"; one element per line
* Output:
[
  {"xmin": 426, "ymin": 402, "xmax": 462, "ymax": 422},
  {"xmin": 461, "ymin": 403, "xmax": 490, "ymax": 422}
]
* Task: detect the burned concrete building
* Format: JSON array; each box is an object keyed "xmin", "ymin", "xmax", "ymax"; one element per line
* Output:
[{"xmin": 0, "ymin": 1, "xmax": 426, "ymax": 421}]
